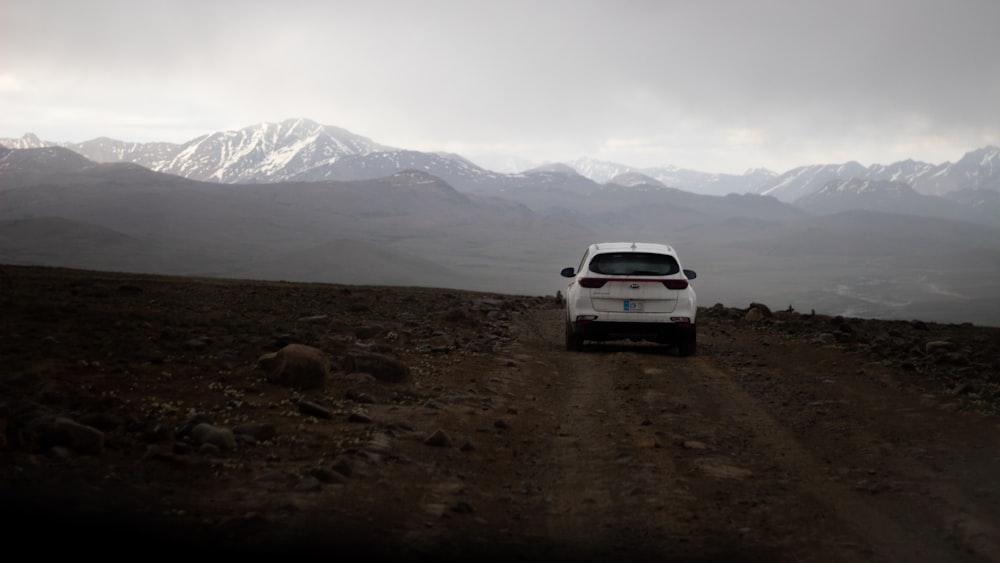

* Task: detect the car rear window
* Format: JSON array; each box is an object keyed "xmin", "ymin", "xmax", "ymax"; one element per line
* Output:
[{"xmin": 588, "ymin": 252, "xmax": 680, "ymax": 276}]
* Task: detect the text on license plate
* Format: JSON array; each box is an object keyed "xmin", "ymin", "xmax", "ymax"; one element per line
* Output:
[{"xmin": 623, "ymin": 300, "xmax": 643, "ymax": 312}]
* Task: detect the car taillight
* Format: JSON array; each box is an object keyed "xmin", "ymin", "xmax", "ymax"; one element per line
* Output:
[
  {"xmin": 662, "ymin": 280, "xmax": 689, "ymax": 289},
  {"xmin": 579, "ymin": 278, "xmax": 608, "ymax": 288}
]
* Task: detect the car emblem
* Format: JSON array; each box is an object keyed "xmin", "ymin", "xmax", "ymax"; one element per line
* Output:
[{"xmin": 630, "ymin": 283, "xmax": 640, "ymax": 289}]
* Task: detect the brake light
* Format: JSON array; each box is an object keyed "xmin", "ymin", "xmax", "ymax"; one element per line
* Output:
[{"xmin": 580, "ymin": 278, "xmax": 687, "ymax": 289}]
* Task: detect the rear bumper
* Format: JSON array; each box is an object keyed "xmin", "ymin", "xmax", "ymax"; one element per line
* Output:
[{"xmin": 569, "ymin": 320, "xmax": 695, "ymax": 343}]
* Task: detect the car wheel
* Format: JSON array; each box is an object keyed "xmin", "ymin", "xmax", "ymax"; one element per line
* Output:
[
  {"xmin": 565, "ymin": 317, "xmax": 584, "ymax": 351},
  {"xmin": 677, "ymin": 326, "xmax": 697, "ymax": 357}
]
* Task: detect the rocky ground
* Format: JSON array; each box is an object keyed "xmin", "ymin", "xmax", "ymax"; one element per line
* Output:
[{"xmin": 2, "ymin": 265, "xmax": 999, "ymax": 562}]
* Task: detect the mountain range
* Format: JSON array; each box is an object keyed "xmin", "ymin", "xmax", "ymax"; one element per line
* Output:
[
  {"xmin": 3, "ymin": 118, "xmax": 999, "ymax": 213},
  {"xmin": 2, "ymin": 118, "xmax": 999, "ymax": 326}
]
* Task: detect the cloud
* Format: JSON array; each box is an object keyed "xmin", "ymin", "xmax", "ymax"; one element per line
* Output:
[{"xmin": 2, "ymin": 0, "xmax": 998, "ymax": 173}]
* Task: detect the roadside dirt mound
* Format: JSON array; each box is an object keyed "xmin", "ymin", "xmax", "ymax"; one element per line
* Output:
[{"xmin": 2, "ymin": 265, "xmax": 999, "ymax": 562}]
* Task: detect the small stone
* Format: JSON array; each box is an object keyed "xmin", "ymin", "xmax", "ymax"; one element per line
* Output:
[
  {"xmin": 424, "ymin": 429, "xmax": 452, "ymax": 447},
  {"xmin": 681, "ymin": 440, "xmax": 708, "ymax": 450},
  {"xmin": 331, "ymin": 456, "xmax": 353, "ymax": 477},
  {"xmin": 297, "ymin": 400, "xmax": 334, "ymax": 419},
  {"xmin": 293, "ymin": 475, "xmax": 323, "ymax": 492},
  {"xmin": 348, "ymin": 412, "xmax": 372, "ymax": 423},
  {"xmin": 451, "ymin": 501, "xmax": 474, "ymax": 514},
  {"xmin": 189, "ymin": 423, "xmax": 236, "ymax": 451}
]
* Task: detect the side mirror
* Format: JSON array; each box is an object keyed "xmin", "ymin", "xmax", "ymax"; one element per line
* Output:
[
  {"xmin": 560, "ymin": 267, "xmax": 576, "ymax": 278},
  {"xmin": 683, "ymin": 269, "xmax": 697, "ymax": 280}
]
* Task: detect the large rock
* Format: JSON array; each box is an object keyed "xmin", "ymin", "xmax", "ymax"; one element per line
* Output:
[
  {"xmin": 258, "ymin": 343, "xmax": 329, "ymax": 390},
  {"xmin": 52, "ymin": 417, "xmax": 105, "ymax": 454},
  {"xmin": 190, "ymin": 423, "xmax": 236, "ymax": 451},
  {"xmin": 340, "ymin": 352, "xmax": 410, "ymax": 383}
]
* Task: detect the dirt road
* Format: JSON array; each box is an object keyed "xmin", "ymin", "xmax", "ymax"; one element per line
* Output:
[
  {"xmin": 2, "ymin": 266, "xmax": 999, "ymax": 562},
  {"xmin": 323, "ymin": 303, "xmax": 1000, "ymax": 562},
  {"xmin": 433, "ymin": 307, "xmax": 1000, "ymax": 562}
]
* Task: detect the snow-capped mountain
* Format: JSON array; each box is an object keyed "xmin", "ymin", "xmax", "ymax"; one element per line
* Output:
[
  {"xmin": 920, "ymin": 146, "xmax": 1000, "ymax": 195},
  {"xmin": 2, "ymin": 120, "xmax": 998, "ymax": 203},
  {"xmin": 644, "ymin": 165, "xmax": 778, "ymax": 196},
  {"xmin": 866, "ymin": 159, "xmax": 941, "ymax": 191},
  {"xmin": 566, "ymin": 157, "xmax": 640, "ymax": 184},
  {"xmin": 159, "ymin": 118, "xmax": 391, "ymax": 183},
  {"xmin": 286, "ymin": 148, "xmax": 510, "ymax": 192},
  {"xmin": 606, "ymin": 172, "xmax": 667, "ymax": 189},
  {"xmin": 71, "ymin": 137, "xmax": 180, "ymax": 171},
  {"xmin": 0, "ymin": 119, "xmax": 514, "ymax": 190},
  {"xmin": 565, "ymin": 157, "xmax": 778, "ymax": 196},
  {"xmin": 759, "ymin": 162, "xmax": 871, "ymax": 202},
  {"xmin": 795, "ymin": 179, "xmax": 936, "ymax": 215},
  {"xmin": 757, "ymin": 147, "xmax": 1000, "ymax": 202},
  {"xmin": 793, "ymin": 177, "xmax": 1000, "ymax": 226},
  {"xmin": 0, "ymin": 119, "xmax": 395, "ymax": 184},
  {"xmin": 0, "ymin": 133, "xmax": 48, "ymax": 150}
]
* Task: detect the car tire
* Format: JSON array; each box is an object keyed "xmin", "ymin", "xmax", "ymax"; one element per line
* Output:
[
  {"xmin": 677, "ymin": 326, "xmax": 697, "ymax": 357},
  {"xmin": 565, "ymin": 316, "xmax": 584, "ymax": 351}
]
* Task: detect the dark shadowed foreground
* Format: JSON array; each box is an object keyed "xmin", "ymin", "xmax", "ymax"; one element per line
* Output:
[{"xmin": 2, "ymin": 265, "xmax": 999, "ymax": 562}]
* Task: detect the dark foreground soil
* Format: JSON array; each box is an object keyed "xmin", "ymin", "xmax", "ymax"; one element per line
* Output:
[{"xmin": 2, "ymin": 265, "xmax": 1000, "ymax": 562}]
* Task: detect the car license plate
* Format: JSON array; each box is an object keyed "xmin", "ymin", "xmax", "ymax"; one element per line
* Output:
[{"xmin": 624, "ymin": 300, "xmax": 642, "ymax": 312}]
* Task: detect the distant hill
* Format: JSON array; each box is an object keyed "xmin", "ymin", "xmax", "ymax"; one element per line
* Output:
[{"xmin": 2, "ymin": 145, "xmax": 999, "ymax": 326}]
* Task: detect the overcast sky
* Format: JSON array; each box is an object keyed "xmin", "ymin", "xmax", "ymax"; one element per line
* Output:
[{"xmin": 2, "ymin": 0, "xmax": 998, "ymax": 174}]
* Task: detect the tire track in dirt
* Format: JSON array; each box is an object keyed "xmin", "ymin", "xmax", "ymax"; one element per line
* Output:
[
  {"xmin": 509, "ymin": 309, "xmax": 671, "ymax": 560},
  {"xmin": 511, "ymin": 308, "xmax": 995, "ymax": 562},
  {"xmin": 515, "ymin": 309, "xmax": 765, "ymax": 561},
  {"xmin": 699, "ymin": 338, "xmax": 1000, "ymax": 563},
  {"xmin": 688, "ymin": 355, "xmax": 970, "ymax": 563}
]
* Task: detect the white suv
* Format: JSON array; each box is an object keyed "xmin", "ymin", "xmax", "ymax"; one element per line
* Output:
[{"xmin": 560, "ymin": 242, "xmax": 698, "ymax": 355}]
